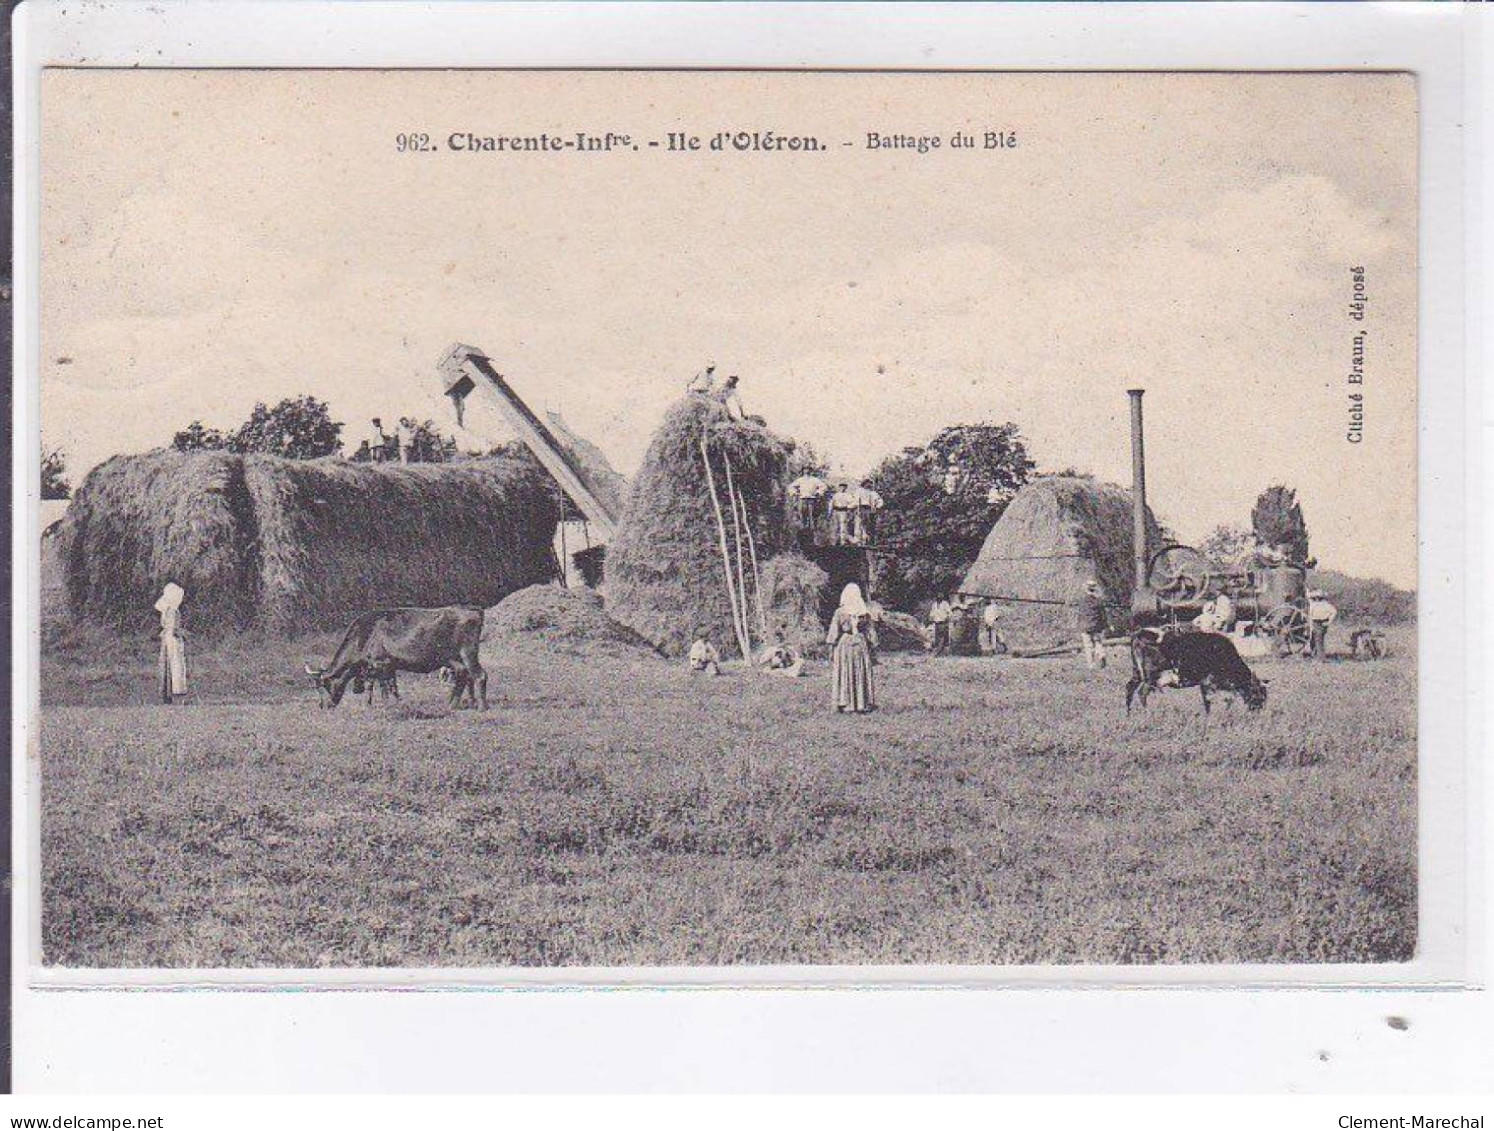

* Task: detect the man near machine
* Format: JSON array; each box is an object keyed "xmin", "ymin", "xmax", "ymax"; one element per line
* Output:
[
  {"xmin": 1193, "ymin": 590, "xmax": 1236, "ymax": 633},
  {"xmin": 1308, "ymin": 589, "xmax": 1338, "ymax": 660},
  {"xmin": 980, "ymin": 600, "xmax": 1006, "ymax": 655},
  {"xmin": 928, "ymin": 596, "xmax": 952, "ymax": 655},
  {"xmin": 1077, "ymin": 579, "xmax": 1109, "ymax": 669}
]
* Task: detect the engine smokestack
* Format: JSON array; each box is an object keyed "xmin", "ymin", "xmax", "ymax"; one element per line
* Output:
[{"xmin": 1128, "ymin": 388, "xmax": 1149, "ymax": 597}]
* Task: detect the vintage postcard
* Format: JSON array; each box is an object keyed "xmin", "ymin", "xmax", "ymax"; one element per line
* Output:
[{"xmin": 36, "ymin": 69, "xmax": 1417, "ymax": 970}]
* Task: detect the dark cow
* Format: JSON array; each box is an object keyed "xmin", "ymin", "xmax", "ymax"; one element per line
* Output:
[
  {"xmin": 1126, "ymin": 628, "xmax": 1268, "ymax": 714},
  {"xmin": 305, "ymin": 606, "xmax": 488, "ymax": 709}
]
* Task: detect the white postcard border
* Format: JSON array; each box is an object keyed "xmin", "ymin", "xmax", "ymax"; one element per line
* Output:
[{"xmin": 10, "ymin": 0, "xmax": 1488, "ymax": 1092}]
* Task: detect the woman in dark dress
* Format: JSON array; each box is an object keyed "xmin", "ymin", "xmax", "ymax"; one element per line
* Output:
[{"xmin": 826, "ymin": 582, "xmax": 877, "ymax": 713}]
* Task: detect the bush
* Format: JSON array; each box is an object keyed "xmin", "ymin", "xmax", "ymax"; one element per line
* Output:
[{"xmin": 1313, "ymin": 569, "xmax": 1415, "ymax": 625}]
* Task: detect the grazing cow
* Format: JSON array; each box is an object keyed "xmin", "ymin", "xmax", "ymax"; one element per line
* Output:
[
  {"xmin": 305, "ymin": 606, "xmax": 488, "ymax": 709},
  {"xmin": 1126, "ymin": 627, "xmax": 1268, "ymax": 714}
]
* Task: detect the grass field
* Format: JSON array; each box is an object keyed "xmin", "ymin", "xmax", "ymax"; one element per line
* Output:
[{"xmin": 39, "ymin": 623, "xmax": 1416, "ymax": 968}]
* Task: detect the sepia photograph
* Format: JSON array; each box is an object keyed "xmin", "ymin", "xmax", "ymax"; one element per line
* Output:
[{"xmin": 35, "ymin": 68, "xmax": 1418, "ymax": 971}]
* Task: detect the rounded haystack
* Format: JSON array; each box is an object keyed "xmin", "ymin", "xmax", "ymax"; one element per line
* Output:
[
  {"xmin": 758, "ymin": 553, "xmax": 831, "ymax": 658},
  {"xmin": 605, "ymin": 397, "xmax": 793, "ymax": 657},
  {"xmin": 484, "ymin": 583, "xmax": 657, "ymax": 657},
  {"xmin": 958, "ymin": 476, "xmax": 1161, "ymax": 651},
  {"xmin": 58, "ymin": 449, "xmax": 560, "ymax": 635}
]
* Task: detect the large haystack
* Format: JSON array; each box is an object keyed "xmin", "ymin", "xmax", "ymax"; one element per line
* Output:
[
  {"xmin": 60, "ymin": 450, "xmax": 259, "ymax": 633},
  {"xmin": 605, "ymin": 397, "xmax": 793, "ymax": 657},
  {"xmin": 958, "ymin": 476, "xmax": 1161, "ymax": 651},
  {"xmin": 59, "ymin": 449, "xmax": 560, "ymax": 635}
]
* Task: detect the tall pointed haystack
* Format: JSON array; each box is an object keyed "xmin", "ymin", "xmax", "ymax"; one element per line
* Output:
[
  {"xmin": 958, "ymin": 476, "xmax": 1161, "ymax": 650},
  {"xmin": 605, "ymin": 397, "xmax": 792, "ymax": 657}
]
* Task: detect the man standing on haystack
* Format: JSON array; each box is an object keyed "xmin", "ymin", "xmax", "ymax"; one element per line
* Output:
[
  {"xmin": 788, "ymin": 473, "xmax": 830, "ymax": 534},
  {"xmin": 829, "ymin": 481, "xmax": 860, "ymax": 545},
  {"xmin": 1077, "ymin": 579, "xmax": 1109, "ymax": 669},
  {"xmin": 852, "ymin": 482, "xmax": 884, "ymax": 543},
  {"xmin": 713, "ymin": 374, "xmax": 745, "ymax": 420},
  {"xmin": 687, "ymin": 364, "xmax": 716, "ymax": 396},
  {"xmin": 154, "ymin": 581, "xmax": 189, "ymax": 704}
]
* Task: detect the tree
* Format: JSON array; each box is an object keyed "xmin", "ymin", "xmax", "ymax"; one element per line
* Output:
[
  {"xmin": 867, "ymin": 422, "xmax": 1036, "ymax": 610},
  {"xmin": 41, "ymin": 445, "xmax": 70, "ymax": 500},
  {"xmin": 230, "ymin": 396, "xmax": 343, "ymax": 459},
  {"xmin": 1310, "ymin": 568, "xmax": 1415, "ymax": 625},
  {"xmin": 1251, "ymin": 485, "xmax": 1311, "ymax": 565},
  {"xmin": 1200, "ymin": 523, "xmax": 1254, "ymax": 568},
  {"xmin": 786, "ymin": 439, "xmax": 831, "ymax": 481},
  {"xmin": 171, "ymin": 421, "xmax": 231, "ymax": 452},
  {"xmin": 170, "ymin": 397, "xmax": 343, "ymax": 459},
  {"xmin": 397, "ymin": 416, "xmax": 457, "ymax": 464}
]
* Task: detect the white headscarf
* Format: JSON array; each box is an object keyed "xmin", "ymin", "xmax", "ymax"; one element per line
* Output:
[
  {"xmin": 154, "ymin": 582, "xmax": 185, "ymax": 613},
  {"xmin": 838, "ymin": 582, "xmax": 869, "ymax": 618}
]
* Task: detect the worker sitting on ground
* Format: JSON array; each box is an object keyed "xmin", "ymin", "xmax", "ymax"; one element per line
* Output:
[
  {"xmin": 1350, "ymin": 627, "xmax": 1387, "ymax": 660},
  {"xmin": 757, "ymin": 630, "xmax": 805, "ymax": 678},
  {"xmin": 688, "ymin": 628, "xmax": 722, "ymax": 676},
  {"xmin": 687, "ymin": 364, "xmax": 716, "ymax": 396}
]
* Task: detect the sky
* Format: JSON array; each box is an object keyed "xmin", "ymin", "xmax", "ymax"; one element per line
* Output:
[{"xmin": 40, "ymin": 70, "xmax": 1417, "ymax": 586}]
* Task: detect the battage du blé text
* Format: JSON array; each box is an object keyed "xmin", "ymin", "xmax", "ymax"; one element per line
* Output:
[{"xmin": 405, "ymin": 128, "xmax": 1019, "ymax": 155}]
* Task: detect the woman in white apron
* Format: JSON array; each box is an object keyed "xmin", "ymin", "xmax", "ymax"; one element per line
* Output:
[{"xmin": 154, "ymin": 582, "xmax": 188, "ymax": 704}]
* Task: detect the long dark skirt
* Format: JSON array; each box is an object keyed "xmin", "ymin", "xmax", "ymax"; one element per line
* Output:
[{"xmin": 831, "ymin": 635, "xmax": 875, "ymax": 713}]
